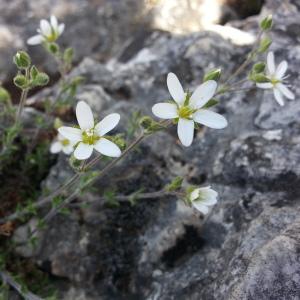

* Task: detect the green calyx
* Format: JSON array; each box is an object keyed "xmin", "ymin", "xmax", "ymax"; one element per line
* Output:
[{"xmin": 82, "ymin": 129, "xmax": 100, "ymax": 145}]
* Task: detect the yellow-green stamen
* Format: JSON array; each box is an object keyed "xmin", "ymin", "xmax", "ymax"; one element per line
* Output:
[
  {"xmin": 178, "ymin": 106, "xmax": 194, "ymax": 119},
  {"xmin": 61, "ymin": 139, "xmax": 70, "ymax": 146},
  {"xmin": 82, "ymin": 129, "xmax": 100, "ymax": 145}
]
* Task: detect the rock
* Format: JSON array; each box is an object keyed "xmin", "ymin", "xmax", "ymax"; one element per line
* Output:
[{"xmin": 10, "ymin": 0, "xmax": 300, "ymax": 299}]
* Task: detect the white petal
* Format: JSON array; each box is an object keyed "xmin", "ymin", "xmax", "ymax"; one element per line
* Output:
[
  {"xmin": 256, "ymin": 83, "xmax": 273, "ymax": 89},
  {"xmin": 76, "ymin": 101, "xmax": 94, "ymax": 130},
  {"xmin": 275, "ymin": 61, "xmax": 288, "ymax": 79},
  {"xmin": 193, "ymin": 109, "xmax": 228, "ymax": 129},
  {"xmin": 94, "ymin": 138, "xmax": 121, "ymax": 157},
  {"xmin": 58, "ymin": 24, "xmax": 65, "ymax": 35},
  {"xmin": 58, "ymin": 126, "xmax": 82, "ymax": 143},
  {"xmin": 189, "ymin": 80, "xmax": 217, "ymax": 109},
  {"xmin": 74, "ymin": 142, "xmax": 93, "ymax": 160},
  {"xmin": 273, "ymin": 88, "xmax": 284, "ymax": 106},
  {"xmin": 192, "ymin": 202, "xmax": 209, "ymax": 214},
  {"xmin": 152, "ymin": 103, "xmax": 178, "ymax": 119},
  {"xmin": 201, "ymin": 197, "xmax": 217, "ymax": 206},
  {"xmin": 190, "ymin": 189, "xmax": 200, "ymax": 201},
  {"xmin": 50, "ymin": 15, "xmax": 58, "ymax": 30},
  {"xmin": 27, "ymin": 34, "xmax": 44, "ymax": 45},
  {"xmin": 267, "ymin": 52, "xmax": 276, "ymax": 75},
  {"xmin": 167, "ymin": 73, "xmax": 185, "ymax": 105},
  {"xmin": 40, "ymin": 19, "xmax": 51, "ymax": 36},
  {"xmin": 277, "ymin": 83, "xmax": 295, "ymax": 100},
  {"xmin": 62, "ymin": 144, "xmax": 74, "ymax": 155},
  {"xmin": 177, "ymin": 118, "xmax": 194, "ymax": 147},
  {"xmin": 95, "ymin": 113, "xmax": 120, "ymax": 136},
  {"xmin": 50, "ymin": 141, "xmax": 62, "ymax": 153}
]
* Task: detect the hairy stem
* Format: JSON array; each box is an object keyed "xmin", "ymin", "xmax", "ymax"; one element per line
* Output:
[
  {"xmin": 15, "ymin": 69, "xmax": 30, "ymax": 124},
  {"xmin": 0, "ymin": 271, "xmax": 43, "ymax": 300}
]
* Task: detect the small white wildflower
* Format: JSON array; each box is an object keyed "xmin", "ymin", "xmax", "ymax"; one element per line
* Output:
[
  {"xmin": 189, "ymin": 186, "xmax": 218, "ymax": 215},
  {"xmin": 58, "ymin": 101, "xmax": 121, "ymax": 160},
  {"xmin": 257, "ymin": 52, "xmax": 295, "ymax": 106},
  {"xmin": 27, "ymin": 15, "xmax": 65, "ymax": 45},
  {"xmin": 152, "ymin": 73, "xmax": 228, "ymax": 147},
  {"xmin": 50, "ymin": 134, "xmax": 74, "ymax": 155}
]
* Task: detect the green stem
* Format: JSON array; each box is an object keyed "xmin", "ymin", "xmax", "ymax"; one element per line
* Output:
[{"xmin": 15, "ymin": 69, "xmax": 30, "ymax": 124}]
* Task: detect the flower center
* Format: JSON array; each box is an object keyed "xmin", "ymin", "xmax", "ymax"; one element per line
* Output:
[
  {"xmin": 271, "ymin": 77, "xmax": 281, "ymax": 86},
  {"xmin": 178, "ymin": 106, "xmax": 194, "ymax": 119},
  {"xmin": 61, "ymin": 139, "xmax": 70, "ymax": 146},
  {"xmin": 45, "ymin": 28, "xmax": 58, "ymax": 42},
  {"xmin": 82, "ymin": 128, "xmax": 100, "ymax": 145}
]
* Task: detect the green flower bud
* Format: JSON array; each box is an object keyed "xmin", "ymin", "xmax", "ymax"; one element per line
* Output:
[
  {"xmin": 63, "ymin": 47, "xmax": 74, "ymax": 64},
  {"xmin": 260, "ymin": 15, "xmax": 273, "ymax": 31},
  {"xmin": 258, "ymin": 37, "xmax": 272, "ymax": 53},
  {"xmin": 139, "ymin": 116, "xmax": 165, "ymax": 134},
  {"xmin": 203, "ymin": 68, "xmax": 221, "ymax": 82},
  {"xmin": 48, "ymin": 42, "xmax": 60, "ymax": 55},
  {"xmin": 13, "ymin": 51, "xmax": 31, "ymax": 69},
  {"xmin": 0, "ymin": 87, "xmax": 11, "ymax": 104},
  {"xmin": 252, "ymin": 62, "xmax": 266, "ymax": 73},
  {"xmin": 13, "ymin": 74, "xmax": 27, "ymax": 89},
  {"xmin": 30, "ymin": 65, "xmax": 39, "ymax": 80},
  {"xmin": 34, "ymin": 72, "xmax": 49, "ymax": 86},
  {"xmin": 165, "ymin": 176, "xmax": 183, "ymax": 192},
  {"xmin": 250, "ymin": 74, "xmax": 270, "ymax": 83}
]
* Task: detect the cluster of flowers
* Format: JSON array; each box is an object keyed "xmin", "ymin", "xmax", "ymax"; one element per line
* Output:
[{"xmin": 26, "ymin": 16, "xmax": 295, "ymax": 215}]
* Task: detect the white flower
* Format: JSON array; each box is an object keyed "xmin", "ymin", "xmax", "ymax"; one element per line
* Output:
[
  {"xmin": 152, "ymin": 73, "xmax": 228, "ymax": 147},
  {"xmin": 50, "ymin": 133, "xmax": 75, "ymax": 155},
  {"xmin": 58, "ymin": 101, "xmax": 121, "ymax": 160},
  {"xmin": 257, "ymin": 52, "xmax": 295, "ymax": 106},
  {"xmin": 27, "ymin": 15, "xmax": 65, "ymax": 45},
  {"xmin": 189, "ymin": 186, "xmax": 218, "ymax": 215}
]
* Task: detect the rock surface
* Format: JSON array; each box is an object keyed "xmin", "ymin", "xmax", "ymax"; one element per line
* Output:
[{"xmin": 9, "ymin": 0, "xmax": 300, "ymax": 299}]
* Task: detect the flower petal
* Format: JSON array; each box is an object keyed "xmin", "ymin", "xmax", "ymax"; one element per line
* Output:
[
  {"xmin": 76, "ymin": 101, "xmax": 94, "ymax": 130},
  {"xmin": 50, "ymin": 141, "xmax": 62, "ymax": 153},
  {"xmin": 152, "ymin": 103, "xmax": 178, "ymax": 119},
  {"xmin": 273, "ymin": 88, "xmax": 284, "ymax": 106},
  {"xmin": 58, "ymin": 24, "xmax": 65, "ymax": 35},
  {"xmin": 267, "ymin": 52, "xmax": 276, "ymax": 75},
  {"xmin": 193, "ymin": 109, "xmax": 228, "ymax": 129},
  {"xmin": 27, "ymin": 35, "xmax": 44, "ymax": 45},
  {"xmin": 277, "ymin": 83, "xmax": 295, "ymax": 100},
  {"xmin": 62, "ymin": 144, "xmax": 74, "ymax": 155},
  {"xmin": 50, "ymin": 15, "xmax": 58, "ymax": 30},
  {"xmin": 189, "ymin": 80, "xmax": 217, "ymax": 109},
  {"xmin": 256, "ymin": 83, "xmax": 273, "ymax": 89},
  {"xmin": 40, "ymin": 19, "xmax": 51, "ymax": 36},
  {"xmin": 275, "ymin": 61, "xmax": 288, "ymax": 79},
  {"xmin": 58, "ymin": 126, "xmax": 82, "ymax": 143},
  {"xmin": 167, "ymin": 73, "xmax": 185, "ymax": 105},
  {"xmin": 94, "ymin": 138, "xmax": 121, "ymax": 157},
  {"xmin": 95, "ymin": 113, "xmax": 120, "ymax": 136},
  {"xmin": 74, "ymin": 142, "xmax": 93, "ymax": 160},
  {"xmin": 177, "ymin": 118, "xmax": 194, "ymax": 147},
  {"xmin": 192, "ymin": 202, "xmax": 209, "ymax": 214}
]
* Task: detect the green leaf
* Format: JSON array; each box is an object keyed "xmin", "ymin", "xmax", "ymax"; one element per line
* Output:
[
  {"xmin": 34, "ymin": 72, "xmax": 49, "ymax": 86},
  {"xmin": 260, "ymin": 15, "xmax": 273, "ymax": 31},
  {"xmin": 30, "ymin": 65, "xmax": 39, "ymax": 80},
  {"xmin": 63, "ymin": 47, "xmax": 74, "ymax": 64},
  {"xmin": 165, "ymin": 176, "xmax": 183, "ymax": 192},
  {"xmin": 203, "ymin": 68, "xmax": 221, "ymax": 82},
  {"xmin": 202, "ymin": 98, "xmax": 219, "ymax": 109}
]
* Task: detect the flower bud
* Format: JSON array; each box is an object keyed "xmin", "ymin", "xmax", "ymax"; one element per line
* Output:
[
  {"xmin": 258, "ymin": 37, "xmax": 272, "ymax": 53},
  {"xmin": 250, "ymin": 74, "xmax": 270, "ymax": 83},
  {"xmin": 165, "ymin": 176, "xmax": 183, "ymax": 192},
  {"xmin": 0, "ymin": 87, "xmax": 11, "ymax": 104},
  {"xmin": 30, "ymin": 65, "xmax": 39, "ymax": 80},
  {"xmin": 34, "ymin": 72, "xmax": 49, "ymax": 86},
  {"xmin": 260, "ymin": 15, "xmax": 273, "ymax": 31},
  {"xmin": 13, "ymin": 51, "xmax": 31, "ymax": 69},
  {"xmin": 48, "ymin": 42, "xmax": 60, "ymax": 55},
  {"xmin": 203, "ymin": 68, "xmax": 221, "ymax": 82},
  {"xmin": 252, "ymin": 62, "xmax": 266, "ymax": 73},
  {"xmin": 13, "ymin": 74, "xmax": 27, "ymax": 89},
  {"xmin": 63, "ymin": 47, "xmax": 74, "ymax": 64}
]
